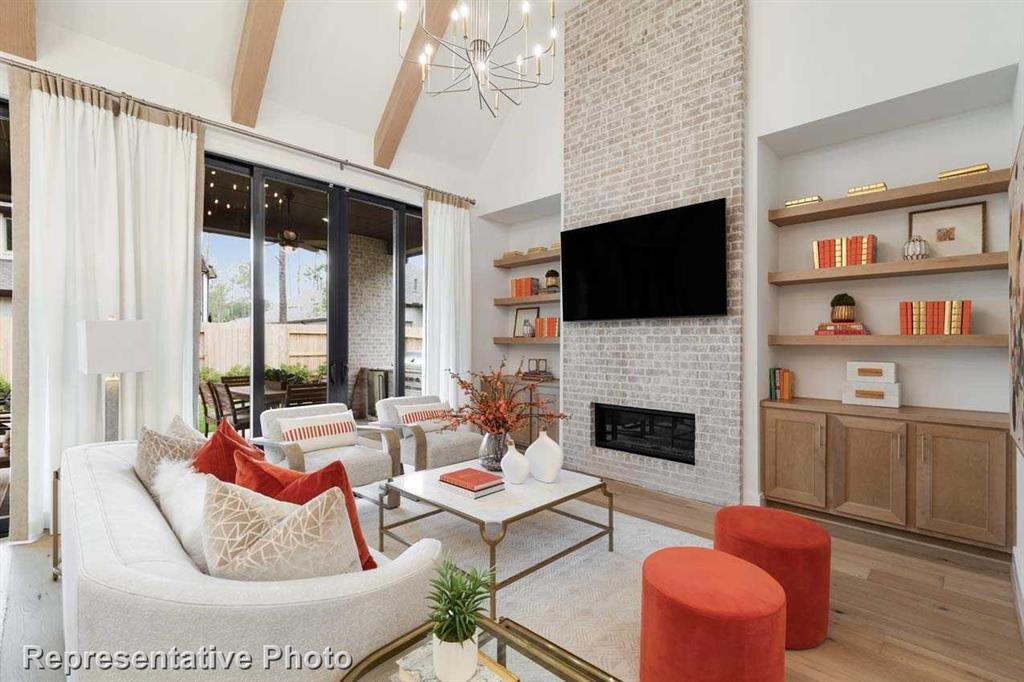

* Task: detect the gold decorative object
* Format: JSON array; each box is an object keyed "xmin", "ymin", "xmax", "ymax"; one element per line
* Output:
[
  {"xmin": 938, "ymin": 163, "xmax": 990, "ymax": 180},
  {"xmin": 784, "ymin": 195, "xmax": 822, "ymax": 208},
  {"xmin": 502, "ymin": 250, "xmax": 524, "ymax": 259},
  {"xmin": 847, "ymin": 182, "xmax": 887, "ymax": 197},
  {"xmin": 549, "ymin": 242, "xmax": 560, "ymax": 251}
]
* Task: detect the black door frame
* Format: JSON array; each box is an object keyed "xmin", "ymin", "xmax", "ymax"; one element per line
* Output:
[{"xmin": 203, "ymin": 154, "xmax": 421, "ymax": 435}]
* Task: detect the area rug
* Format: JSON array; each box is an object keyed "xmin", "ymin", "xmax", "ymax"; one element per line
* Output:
[{"xmin": 356, "ymin": 496, "xmax": 711, "ymax": 681}]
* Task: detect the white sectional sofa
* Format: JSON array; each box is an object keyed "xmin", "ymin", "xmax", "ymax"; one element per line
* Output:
[{"xmin": 59, "ymin": 441, "xmax": 441, "ymax": 680}]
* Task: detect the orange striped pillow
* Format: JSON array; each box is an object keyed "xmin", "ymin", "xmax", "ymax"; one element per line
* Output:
[
  {"xmin": 278, "ymin": 411, "xmax": 358, "ymax": 452},
  {"xmin": 393, "ymin": 402, "xmax": 452, "ymax": 433}
]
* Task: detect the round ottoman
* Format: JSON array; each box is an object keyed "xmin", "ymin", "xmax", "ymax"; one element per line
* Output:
[
  {"xmin": 641, "ymin": 547, "xmax": 786, "ymax": 682},
  {"xmin": 714, "ymin": 506, "xmax": 831, "ymax": 649}
]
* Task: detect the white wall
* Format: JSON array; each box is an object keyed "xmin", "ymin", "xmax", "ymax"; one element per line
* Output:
[{"xmin": 748, "ymin": 0, "xmax": 1024, "ymax": 139}]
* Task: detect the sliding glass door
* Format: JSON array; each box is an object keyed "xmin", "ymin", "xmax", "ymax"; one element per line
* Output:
[{"xmin": 199, "ymin": 156, "xmax": 420, "ymax": 436}]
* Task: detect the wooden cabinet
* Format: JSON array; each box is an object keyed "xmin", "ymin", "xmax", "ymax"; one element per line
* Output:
[
  {"xmin": 763, "ymin": 409, "xmax": 826, "ymax": 509},
  {"xmin": 827, "ymin": 415, "xmax": 907, "ymax": 526},
  {"xmin": 761, "ymin": 400, "xmax": 1013, "ymax": 551},
  {"xmin": 914, "ymin": 423, "xmax": 1007, "ymax": 546}
]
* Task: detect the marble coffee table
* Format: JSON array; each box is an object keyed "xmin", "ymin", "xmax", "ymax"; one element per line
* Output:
[{"xmin": 355, "ymin": 461, "xmax": 614, "ymax": 618}]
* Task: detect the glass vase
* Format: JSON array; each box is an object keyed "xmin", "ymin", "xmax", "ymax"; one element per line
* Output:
[{"xmin": 478, "ymin": 432, "xmax": 508, "ymax": 471}]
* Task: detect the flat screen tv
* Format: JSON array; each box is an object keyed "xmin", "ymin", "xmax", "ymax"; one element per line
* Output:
[{"xmin": 562, "ymin": 198, "xmax": 727, "ymax": 321}]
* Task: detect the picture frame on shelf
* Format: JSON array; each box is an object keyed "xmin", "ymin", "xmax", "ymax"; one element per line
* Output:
[
  {"xmin": 513, "ymin": 307, "xmax": 540, "ymax": 337},
  {"xmin": 908, "ymin": 201, "xmax": 985, "ymax": 258}
]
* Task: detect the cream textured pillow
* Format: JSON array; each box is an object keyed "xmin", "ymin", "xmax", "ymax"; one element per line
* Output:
[
  {"xmin": 166, "ymin": 415, "xmax": 206, "ymax": 442},
  {"xmin": 201, "ymin": 476, "xmax": 361, "ymax": 581},
  {"xmin": 393, "ymin": 401, "xmax": 452, "ymax": 433},
  {"xmin": 152, "ymin": 459, "xmax": 209, "ymax": 571},
  {"xmin": 278, "ymin": 410, "xmax": 358, "ymax": 452},
  {"xmin": 135, "ymin": 427, "xmax": 203, "ymax": 491}
]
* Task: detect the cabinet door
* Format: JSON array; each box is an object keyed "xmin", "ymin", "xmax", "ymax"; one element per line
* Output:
[
  {"xmin": 764, "ymin": 409, "xmax": 826, "ymax": 509},
  {"xmin": 827, "ymin": 415, "xmax": 907, "ymax": 526},
  {"xmin": 915, "ymin": 424, "xmax": 1007, "ymax": 546}
]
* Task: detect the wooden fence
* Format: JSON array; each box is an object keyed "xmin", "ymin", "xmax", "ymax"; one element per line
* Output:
[
  {"xmin": 200, "ymin": 321, "xmax": 328, "ymax": 372},
  {"xmin": 199, "ymin": 320, "xmax": 423, "ymax": 373}
]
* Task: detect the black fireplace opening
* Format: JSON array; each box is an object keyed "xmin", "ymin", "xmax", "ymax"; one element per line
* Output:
[{"xmin": 593, "ymin": 403, "xmax": 696, "ymax": 465}]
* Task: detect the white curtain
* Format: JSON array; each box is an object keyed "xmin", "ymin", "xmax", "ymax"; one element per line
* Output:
[
  {"xmin": 422, "ymin": 191, "xmax": 472, "ymax": 407},
  {"xmin": 26, "ymin": 79, "xmax": 198, "ymax": 538}
]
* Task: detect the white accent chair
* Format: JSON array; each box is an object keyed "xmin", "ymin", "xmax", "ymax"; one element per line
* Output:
[
  {"xmin": 375, "ymin": 395, "xmax": 482, "ymax": 471},
  {"xmin": 255, "ymin": 403, "xmax": 402, "ymax": 507},
  {"xmin": 59, "ymin": 441, "xmax": 441, "ymax": 681}
]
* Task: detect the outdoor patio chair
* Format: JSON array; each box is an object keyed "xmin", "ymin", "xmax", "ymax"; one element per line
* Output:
[
  {"xmin": 210, "ymin": 381, "xmax": 251, "ymax": 435},
  {"xmin": 284, "ymin": 382, "xmax": 328, "ymax": 407}
]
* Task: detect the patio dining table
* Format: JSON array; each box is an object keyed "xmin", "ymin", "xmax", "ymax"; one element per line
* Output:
[{"xmin": 226, "ymin": 385, "xmax": 286, "ymax": 408}]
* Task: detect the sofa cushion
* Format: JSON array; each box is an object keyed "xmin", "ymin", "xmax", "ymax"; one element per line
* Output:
[
  {"xmin": 261, "ymin": 402, "xmax": 350, "ymax": 442},
  {"xmin": 303, "ymin": 445, "xmax": 392, "ymax": 486},
  {"xmin": 234, "ymin": 455, "xmax": 376, "ymax": 570},
  {"xmin": 135, "ymin": 427, "xmax": 203, "ymax": 491},
  {"xmin": 152, "ymin": 459, "xmax": 209, "ymax": 572},
  {"xmin": 202, "ymin": 476, "xmax": 361, "ymax": 581},
  {"xmin": 393, "ymin": 401, "xmax": 451, "ymax": 433},
  {"xmin": 401, "ymin": 430, "xmax": 483, "ymax": 469},
  {"xmin": 278, "ymin": 410, "xmax": 358, "ymax": 452},
  {"xmin": 192, "ymin": 419, "xmax": 264, "ymax": 482}
]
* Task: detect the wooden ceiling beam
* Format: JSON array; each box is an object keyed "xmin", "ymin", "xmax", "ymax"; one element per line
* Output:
[
  {"xmin": 230, "ymin": 0, "xmax": 286, "ymax": 127},
  {"xmin": 373, "ymin": 0, "xmax": 456, "ymax": 169},
  {"xmin": 0, "ymin": 0, "xmax": 36, "ymax": 60}
]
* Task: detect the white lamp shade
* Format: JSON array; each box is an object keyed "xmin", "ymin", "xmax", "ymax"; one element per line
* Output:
[{"xmin": 78, "ymin": 319, "xmax": 153, "ymax": 375}]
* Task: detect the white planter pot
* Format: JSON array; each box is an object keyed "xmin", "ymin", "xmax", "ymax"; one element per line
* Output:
[
  {"xmin": 432, "ymin": 634, "xmax": 478, "ymax": 682},
  {"xmin": 500, "ymin": 439, "xmax": 531, "ymax": 484},
  {"xmin": 526, "ymin": 428, "xmax": 563, "ymax": 483}
]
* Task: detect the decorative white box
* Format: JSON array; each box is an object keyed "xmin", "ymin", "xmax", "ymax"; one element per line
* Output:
[
  {"xmin": 846, "ymin": 361, "xmax": 897, "ymax": 384},
  {"xmin": 842, "ymin": 381, "xmax": 902, "ymax": 408}
]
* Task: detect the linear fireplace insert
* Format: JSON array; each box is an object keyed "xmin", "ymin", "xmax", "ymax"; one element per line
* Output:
[{"xmin": 593, "ymin": 403, "xmax": 696, "ymax": 465}]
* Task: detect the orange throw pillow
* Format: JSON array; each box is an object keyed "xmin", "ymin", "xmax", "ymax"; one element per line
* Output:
[
  {"xmin": 192, "ymin": 419, "xmax": 264, "ymax": 483},
  {"xmin": 233, "ymin": 453, "xmax": 377, "ymax": 570}
]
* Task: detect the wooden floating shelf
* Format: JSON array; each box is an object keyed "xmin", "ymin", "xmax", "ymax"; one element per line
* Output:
[
  {"xmin": 760, "ymin": 398, "xmax": 1007, "ymax": 430},
  {"xmin": 493, "ymin": 293, "xmax": 561, "ymax": 306},
  {"xmin": 769, "ymin": 334, "xmax": 1007, "ymax": 347},
  {"xmin": 493, "ymin": 336, "xmax": 560, "ymax": 345},
  {"xmin": 769, "ymin": 168, "xmax": 1011, "ymax": 227},
  {"xmin": 768, "ymin": 251, "xmax": 1008, "ymax": 286},
  {"xmin": 493, "ymin": 251, "xmax": 561, "ymax": 268}
]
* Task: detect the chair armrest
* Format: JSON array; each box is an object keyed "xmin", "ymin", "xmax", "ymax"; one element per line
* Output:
[
  {"xmin": 356, "ymin": 425, "xmax": 403, "ymax": 478},
  {"xmin": 250, "ymin": 437, "xmax": 306, "ymax": 472}
]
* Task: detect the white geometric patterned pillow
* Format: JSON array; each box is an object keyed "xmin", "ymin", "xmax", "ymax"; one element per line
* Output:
[
  {"xmin": 201, "ymin": 476, "xmax": 361, "ymax": 581},
  {"xmin": 277, "ymin": 411, "xmax": 358, "ymax": 452},
  {"xmin": 135, "ymin": 427, "xmax": 203, "ymax": 491},
  {"xmin": 393, "ymin": 401, "xmax": 452, "ymax": 433},
  {"xmin": 166, "ymin": 415, "xmax": 206, "ymax": 443}
]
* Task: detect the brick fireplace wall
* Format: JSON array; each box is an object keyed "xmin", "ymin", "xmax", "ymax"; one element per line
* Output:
[{"xmin": 561, "ymin": 0, "xmax": 745, "ymax": 505}]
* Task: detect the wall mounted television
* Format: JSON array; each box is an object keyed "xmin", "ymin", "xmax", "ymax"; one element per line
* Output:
[{"xmin": 561, "ymin": 198, "xmax": 728, "ymax": 321}]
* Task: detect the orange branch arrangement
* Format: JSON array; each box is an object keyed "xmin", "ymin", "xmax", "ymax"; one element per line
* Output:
[{"xmin": 447, "ymin": 361, "xmax": 567, "ymax": 436}]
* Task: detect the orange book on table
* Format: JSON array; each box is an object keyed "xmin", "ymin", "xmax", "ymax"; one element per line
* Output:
[{"xmin": 439, "ymin": 468, "xmax": 503, "ymax": 492}]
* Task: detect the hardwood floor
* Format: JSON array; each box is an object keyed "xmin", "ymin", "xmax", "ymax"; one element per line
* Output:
[
  {"xmin": 582, "ymin": 480, "xmax": 1024, "ymax": 681},
  {"xmin": 0, "ymin": 537, "xmax": 63, "ymax": 682},
  {"xmin": 1, "ymin": 485, "xmax": 1022, "ymax": 681}
]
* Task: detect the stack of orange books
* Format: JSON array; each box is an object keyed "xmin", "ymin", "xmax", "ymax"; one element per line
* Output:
[{"xmin": 439, "ymin": 468, "xmax": 505, "ymax": 499}]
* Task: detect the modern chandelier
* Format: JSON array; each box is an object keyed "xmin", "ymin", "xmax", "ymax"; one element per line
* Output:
[{"xmin": 396, "ymin": 0, "xmax": 558, "ymax": 116}]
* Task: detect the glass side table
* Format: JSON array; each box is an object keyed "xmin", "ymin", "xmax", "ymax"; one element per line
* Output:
[{"xmin": 343, "ymin": 616, "xmax": 620, "ymax": 682}]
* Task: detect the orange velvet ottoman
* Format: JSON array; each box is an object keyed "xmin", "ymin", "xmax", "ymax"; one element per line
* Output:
[
  {"xmin": 714, "ymin": 506, "xmax": 831, "ymax": 649},
  {"xmin": 640, "ymin": 547, "xmax": 786, "ymax": 682}
]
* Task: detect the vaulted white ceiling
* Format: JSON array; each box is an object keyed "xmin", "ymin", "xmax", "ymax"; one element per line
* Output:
[{"xmin": 34, "ymin": 0, "xmax": 572, "ymax": 173}]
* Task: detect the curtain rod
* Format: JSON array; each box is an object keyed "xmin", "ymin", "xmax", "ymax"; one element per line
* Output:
[{"xmin": 0, "ymin": 54, "xmax": 476, "ymax": 206}]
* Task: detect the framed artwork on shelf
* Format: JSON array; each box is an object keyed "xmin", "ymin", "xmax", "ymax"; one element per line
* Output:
[
  {"xmin": 908, "ymin": 201, "xmax": 985, "ymax": 258},
  {"xmin": 1009, "ymin": 129, "xmax": 1024, "ymax": 455},
  {"xmin": 513, "ymin": 306, "xmax": 540, "ymax": 337}
]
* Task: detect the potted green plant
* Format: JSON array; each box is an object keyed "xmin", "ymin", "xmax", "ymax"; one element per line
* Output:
[
  {"xmin": 428, "ymin": 559, "xmax": 491, "ymax": 682},
  {"xmin": 830, "ymin": 293, "xmax": 856, "ymax": 323}
]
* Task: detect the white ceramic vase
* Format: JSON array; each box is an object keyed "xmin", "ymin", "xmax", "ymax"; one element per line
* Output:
[
  {"xmin": 432, "ymin": 634, "xmax": 478, "ymax": 682},
  {"xmin": 500, "ymin": 436, "xmax": 530, "ymax": 484},
  {"xmin": 525, "ymin": 427, "xmax": 563, "ymax": 483}
]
